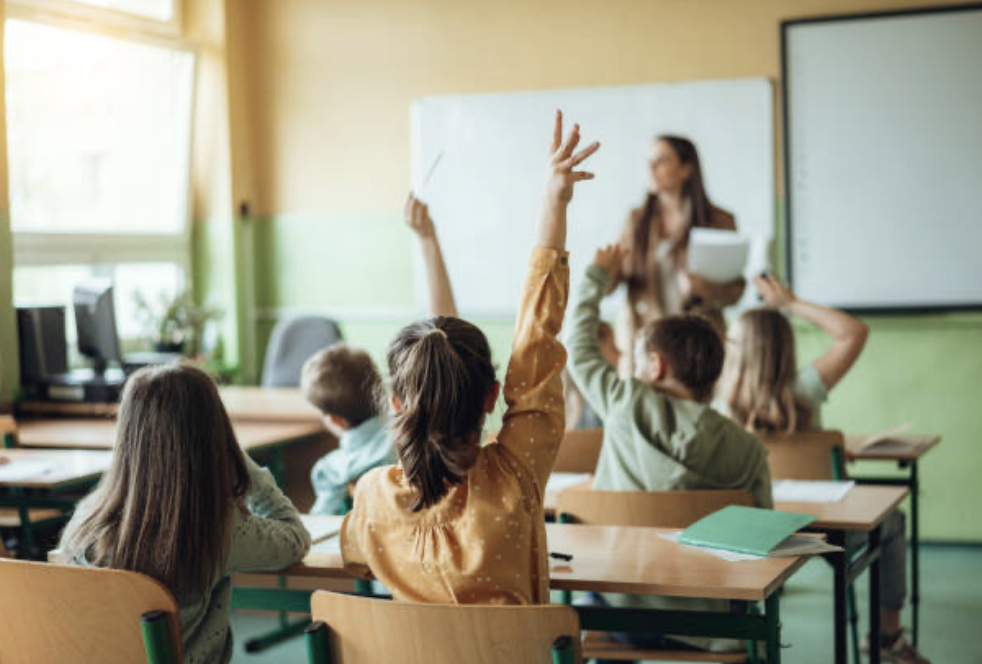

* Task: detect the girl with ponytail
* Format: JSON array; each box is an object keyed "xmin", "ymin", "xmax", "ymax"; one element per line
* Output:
[{"xmin": 340, "ymin": 111, "xmax": 600, "ymax": 604}]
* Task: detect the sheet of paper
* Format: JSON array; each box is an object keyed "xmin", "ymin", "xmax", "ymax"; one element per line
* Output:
[
  {"xmin": 773, "ymin": 480, "xmax": 855, "ymax": 503},
  {"xmin": 546, "ymin": 472, "xmax": 593, "ymax": 494},
  {"xmin": 686, "ymin": 228, "xmax": 751, "ymax": 282},
  {"xmin": 300, "ymin": 515, "xmax": 341, "ymax": 544},
  {"xmin": 0, "ymin": 461, "xmax": 55, "ymax": 482},
  {"xmin": 845, "ymin": 422, "xmax": 912, "ymax": 454},
  {"xmin": 310, "ymin": 538, "xmax": 342, "ymax": 556},
  {"xmin": 658, "ymin": 531, "xmax": 766, "ymax": 562}
]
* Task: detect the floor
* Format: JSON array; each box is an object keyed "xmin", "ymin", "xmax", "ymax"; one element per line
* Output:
[{"xmin": 230, "ymin": 544, "xmax": 982, "ymax": 663}]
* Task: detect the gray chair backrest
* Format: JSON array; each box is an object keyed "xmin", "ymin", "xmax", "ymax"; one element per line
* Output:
[{"xmin": 261, "ymin": 316, "xmax": 343, "ymax": 387}]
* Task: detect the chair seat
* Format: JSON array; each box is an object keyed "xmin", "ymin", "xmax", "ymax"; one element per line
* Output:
[
  {"xmin": 0, "ymin": 508, "xmax": 66, "ymax": 528},
  {"xmin": 582, "ymin": 631, "xmax": 748, "ymax": 662}
]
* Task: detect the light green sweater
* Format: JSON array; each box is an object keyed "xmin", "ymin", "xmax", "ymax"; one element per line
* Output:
[
  {"xmin": 66, "ymin": 457, "xmax": 311, "ymax": 663},
  {"xmin": 567, "ymin": 264, "xmax": 772, "ymax": 652}
]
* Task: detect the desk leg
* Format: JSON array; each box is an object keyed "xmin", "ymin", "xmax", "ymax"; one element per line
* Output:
[
  {"xmin": 829, "ymin": 531, "xmax": 848, "ymax": 664},
  {"xmin": 764, "ymin": 593, "xmax": 781, "ymax": 664},
  {"xmin": 909, "ymin": 461, "xmax": 920, "ymax": 647},
  {"xmin": 869, "ymin": 526, "xmax": 882, "ymax": 664}
]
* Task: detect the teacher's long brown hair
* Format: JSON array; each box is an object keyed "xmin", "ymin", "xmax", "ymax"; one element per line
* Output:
[{"xmin": 627, "ymin": 135, "xmax": 715, "ymax": 286}]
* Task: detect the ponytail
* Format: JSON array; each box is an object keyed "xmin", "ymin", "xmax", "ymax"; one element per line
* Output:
[{"xmin": 387, "ymin": 317, "xmax": 496, "ymax": 511}]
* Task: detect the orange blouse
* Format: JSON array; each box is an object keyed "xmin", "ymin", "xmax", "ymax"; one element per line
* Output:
[{"xmin": 341, "ymin": 246, "xmax": 569, "ymax": 604}]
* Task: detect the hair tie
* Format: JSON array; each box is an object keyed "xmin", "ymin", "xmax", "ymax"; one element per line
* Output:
[{"xmin": 429, "ymin": 328, "xmax": 448, "ymax": 340}]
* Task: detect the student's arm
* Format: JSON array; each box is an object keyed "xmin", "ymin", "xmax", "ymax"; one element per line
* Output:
[
  {"xmin": 226, "ymin": 456, "xmax": 312, "ymax": 574},
  {"xmin": 404, "ymin": 193, "xmax": 458, "ymax": 318},
  {"xmin": 755, "ymin": 274, "xmax": 869, "ymax": 391},
  {"xmin": 499, "ymin": 111, "xmax": 599, "ymax": 488},
  {"xmin": 567, "ymin": 245, "xmax": 632, "ymax": 420},
  {"xmin": 751, "ymin": 457, "xmax": 774, "ymax": 509}
]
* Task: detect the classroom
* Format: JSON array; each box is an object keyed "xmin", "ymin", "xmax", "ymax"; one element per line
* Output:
[{"xmin": 0, "ymin": 0, "xmax": 980, "ymax": 662}]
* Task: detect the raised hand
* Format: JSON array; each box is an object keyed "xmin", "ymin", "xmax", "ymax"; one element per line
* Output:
[
  {"xmin": 546, "ymin": 110, "xmax": 600, "ymax": 204},
  {"xmin": 753, "ymin": 273, "xmax": 796, "ymax": 308},
  {"xmin": 403, "ymin": 192, "xmax": 435, "ymax": 239},
  {"xmin": 593, "ymin": 244, "xmax": 627, "ymax": 284},
  {"xmin": 538, "ymin": 110, "xmax": 600, "ymax": 251}
]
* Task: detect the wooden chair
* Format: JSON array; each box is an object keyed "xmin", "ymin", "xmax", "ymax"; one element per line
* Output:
[
  {"xmin": 305, "ymin": 591, "xmax": 581, "ymax": 664},
  {"xmin": 0, "ymin": 559, "xmax": 182, "ymax": 663},
  {"xmin": 557, "ymin": 488, "xmax": 754, "ymax": 663},
  {"xmin": 760, "ymin": 430, "xmax": 846, "ymax": 481},
  {"xmin": 486, "ymin": 428, "xmax": 603, "ymax": 474}
]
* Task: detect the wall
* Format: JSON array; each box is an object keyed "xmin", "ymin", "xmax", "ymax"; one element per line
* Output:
[
  {"xmin": 237, "ymin": 0, "xmax": 982, "ymax": 540},
  {"xmin": 0, "ymin": 0, "xmax": 15, "ymax": 403}
]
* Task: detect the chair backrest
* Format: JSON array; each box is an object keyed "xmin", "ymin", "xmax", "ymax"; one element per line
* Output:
[
  {"xmin": 556, "ymin": 489, "xmax": 753, "ymax": 528},
  {"xmin": 308, "ymin": 591, "xmax": 582, "ymax": 664},
  {"xmin": 761, "ymin": 430, "xmax": 845, "ymax": 481},
  {"xmin": 485, "ymin": 428, "xmax": 603, "ymax": 474},
  {"xmin": 261, "ymin": 315, "xmax": 343, "ymax": 387},
  {"xmin": 0, "ymin": 559, "xmax": 182, "ymax": 663}
]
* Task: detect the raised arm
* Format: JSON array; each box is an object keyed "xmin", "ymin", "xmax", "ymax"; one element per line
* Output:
[
  {"xmin": 755, "ymin": 274, "xmax": 869, "ymax": 391},
  {"xmin": 499, "ymin": 111, "xmax": 599, "ymax": 488},
  {"xmin": 567, "ymin": 245, "xmax": 631, "ymax": 419},
  {"xmin": 404, "ymin": 193, "xmax": 458, "ymax": 317}
]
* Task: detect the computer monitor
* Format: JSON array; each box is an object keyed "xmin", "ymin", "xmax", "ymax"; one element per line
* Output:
[{"xmin": 73, "ymin": 280, "xmax": 122, "ymax": 376}]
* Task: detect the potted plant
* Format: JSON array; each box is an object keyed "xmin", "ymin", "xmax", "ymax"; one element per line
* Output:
[{"xmin": 133, "ymin": 290, "xmax": 223, "ymax": 357}]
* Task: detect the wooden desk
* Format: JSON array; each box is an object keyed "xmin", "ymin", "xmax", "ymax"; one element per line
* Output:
[
  {"xmin": 234, "ymin": 516, "xmax": 807, "ymax": 662},
  {"xmin": 219, "ymin": 387, "xmax": 322, "ymax": 423},
  {"xmin": 15, "ymin": 418, "xmax": 324, "ymax": 454},
  {"xmin": 0, "ymin": 448, "xmax": 112, "ymax": 490},
  {"xmin": 780, "ymin": 485, "xmax": 908, "ymax": 664},
  {"xmin": 847, "ymin": 436, "xmax": 939, "ymax": 649},
  {"xmin": 17, "ymin": 386, "xmax": 322, "ymax": 424}
]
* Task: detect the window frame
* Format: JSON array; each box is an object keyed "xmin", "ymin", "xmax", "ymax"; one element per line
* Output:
[{"xmin": 5, "ymin": 2, "xmax": 197, "ymax": 280}]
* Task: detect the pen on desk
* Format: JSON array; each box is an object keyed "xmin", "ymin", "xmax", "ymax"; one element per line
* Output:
[{"xmin": 549, "ymin": 551, "xmax": 573, "ymax": 562}]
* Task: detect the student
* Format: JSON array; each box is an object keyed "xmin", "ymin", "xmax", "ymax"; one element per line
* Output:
[
  {"xmin": 720, "ymin": 275, "xmax": 928, "ymax": 664},
  {"xmin": 563, "ymin": 321, "xmax": 619, "ymax": 429},
  {"xmin": 302, "ymin": 192, "xmax": 458, "ymax": 515},
  {"xmin": 566, "ymin": 243, "xmax": 770, "ymax": 655},
  {"xmin": 302, "ymin": 343, "xmax": 394, "ymax": 515},
  {"xmin": 59, "ymin": 363, "xmax": 311, "ymax": 664},
  {"xmin": 341, "ymin": 111, "xmax": 599, "ymax": 604}
]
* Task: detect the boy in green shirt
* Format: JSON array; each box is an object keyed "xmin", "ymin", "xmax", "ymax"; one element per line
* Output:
[{"xmin": 566, "ymin": 245, "xmax": 771, "ymax": 655}]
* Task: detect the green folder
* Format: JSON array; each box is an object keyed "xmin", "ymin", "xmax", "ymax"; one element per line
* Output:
[{"xmin": 678, "ymin": 506, "xmax": 818, "ymax": 557}]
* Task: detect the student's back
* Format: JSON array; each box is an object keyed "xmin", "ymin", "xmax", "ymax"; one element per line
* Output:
[{"xmin": 59, "ymin": 364, "xmax": 310, "ymax": 663}]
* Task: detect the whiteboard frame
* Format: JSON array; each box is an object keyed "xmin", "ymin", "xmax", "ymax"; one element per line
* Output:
[{"xmin": 781, "ymin": 3, "xmax": 982, "ymax": 314}]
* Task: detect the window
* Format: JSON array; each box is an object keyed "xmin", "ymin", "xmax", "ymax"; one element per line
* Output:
[
  {"xmin": 6, "ymin": 13, "xmax": 195, "ymax": 353},
  {"xmin": 70, "ymin": 0, "xmax": 175, "ymax": 22}
]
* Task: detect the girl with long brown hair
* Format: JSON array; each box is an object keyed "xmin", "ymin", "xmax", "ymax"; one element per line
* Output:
[
  {"xmin": 616, "ymin": 136, "xmax": 746, "ymax": 373},
  {"xmin": 59, "ymin": 363, "xmax": 310, "ymax": 663},
  {"xmin": 340, "ymin": 111, "xmax": 599, "ymax": 605},
  {"xmin": 718, "ymin": 277, "xmax": 931, "ymax": 663}
]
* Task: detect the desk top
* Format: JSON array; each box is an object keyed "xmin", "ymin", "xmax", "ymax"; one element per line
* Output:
[
  {"xmin": 776, "ymin": 485, "xmax": 908, "ymax": 531},
  {"xmin": 846, "ymin": 435, "xmax": 940, "ymax": 462},
  {"xmin": 286, "ymin": 516, "xmax": 807, "ymax": 602},
  {"xmin": 15, "ymin": 418, "xmax": 325, "ymax": 453},
  {"xmin": 0, "ymin": 448, "xmax": 113, "ymax": 489}
]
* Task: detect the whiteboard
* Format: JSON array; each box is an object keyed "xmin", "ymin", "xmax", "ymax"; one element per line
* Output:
[
  {"xmin": 784, "ymin": 6, "xmax": 982, "ymax": 310},
  {"xmin": 410, "ymin": 78, "xmax": 774, "ymax": 318}
]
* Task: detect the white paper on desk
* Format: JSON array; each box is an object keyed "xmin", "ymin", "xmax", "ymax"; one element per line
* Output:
[
  {"xmin": 0, "ymin": 461, "xmax": 54, "ymax": 482},
  {"xmin": 686, "ymin": 228, "xmax": 750, "ymax": 282},
  {"xmin": 658, "ymin": 531, "xmax": 766, "ymax": 562},
  {"xmin": 773, "ymin": 480, "xmax": 854, "ymax": 503},
  {"xmin": 546, "ymin": 472, "xmax": 593, "ymax": 494},
  {"xmin": 300, "ymin": 515, "xmax": 341, "ymax": 544},
  {"xmin": 310, "ymin": 538, "xmax": 342, "ymax": 556}
]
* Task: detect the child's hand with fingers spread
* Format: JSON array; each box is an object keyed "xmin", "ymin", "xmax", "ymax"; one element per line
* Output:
[
  {"xmin": 754, "ymin": 273, "xmax": 796, "ymax": 308},
  {"xmin": 593, "ymin": 244, "xmax": 627, "ymax": 284},
  {"xmin": 403, "ymin": 192, "xmax": 435, "ymax": 239},
  {"xmin": 545, "ymin": 110, "xmax": 600, "ymax": 205}
]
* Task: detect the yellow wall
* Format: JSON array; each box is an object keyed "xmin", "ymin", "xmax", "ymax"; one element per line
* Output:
[{"xmin": 238, "ymin": 0, "xmax": 977, "ymax": 216}]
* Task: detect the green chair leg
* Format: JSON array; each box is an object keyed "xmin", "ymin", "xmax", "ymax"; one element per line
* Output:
[
  {"xmin": 141, "ymin": 610, "xmax": 177, "ymax": 664},
  {"xmin": 551, "ymin": 635, "xmax": 575, "ymax": 664},
  {"xmin": 556, "ymin": 513, "xmax": 574, "ymax": 605},
  {"xmin": 2, "ymin": 432, "xmax": 15, "ymax": 449},
  {"xmin": 305, "ymin": 621, "xmax": 331, "ymax": 664},
  {"xmin": 847, "ymin": 586, "xmax": 860, "ymax": 664}
]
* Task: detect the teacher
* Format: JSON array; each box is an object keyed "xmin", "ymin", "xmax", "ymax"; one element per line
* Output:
[{"xmin": 615, "ymin": 135, "xmax": 745, "ymax": 372}]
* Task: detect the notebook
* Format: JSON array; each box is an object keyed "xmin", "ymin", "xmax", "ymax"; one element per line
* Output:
[
  {"xmin": 679, "ymin": 506, "xmax": 835, "ymax": 557},
  {"xmin": 300, "ymin": 515, "xmax": 342, "ymax": 544},
  {"xmin": 773, "ymin": 480, "xmax": 854, "ymax": 503}
]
